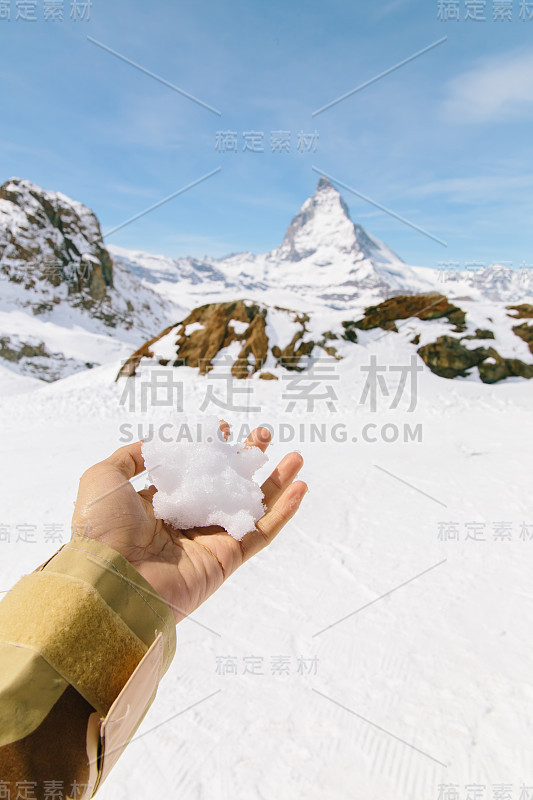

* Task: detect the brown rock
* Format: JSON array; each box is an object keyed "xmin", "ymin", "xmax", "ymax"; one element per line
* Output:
[
  {"xmin": 478, "ymin": 348, "xmax": 533, "ymax": 383},
  {"xmin": 463, "ymin": 328, "xmax": 495, "ymax": 340},
  {"xmin": 232, "ymin": 309, "xmax": 269, "ymax": 378},
  {"xmin": 116, "ymin": 301, "xmax": 270, "ymax": 380},
  {"xmin": 341, "ymin": 321, "xmax": 358, "ymax": 343},
  {"xmin": 115, "ymin": 323, "xmax": 179, "ymax": 379},
  {"xmin": 506, "ymin": 304, "xmax": 533, "ymax": 319},
  {"xmin": 169, "ymin": 301, "xmax": 262, "ymax": 375},
  {"xmin": 512, "ymin": 322, "xmax": 533, "ymax": 355},
  {"xmin": 116, "ymin": 301, "xmax": 333, "ymax": 380},
  {"xmin": 417, "ymin": 336, "xmax": 487, "ymax": 379},
  {"xmin": 477, "ymin": 350, "xmax": 513, "ymax": 384},
  {"xmin": 0, "ymin": 336, "xmax": 50, "ymax": 362},
  {"xmin": 349, "ymin": 293, "xmax": 467, "ymax": 333},
  {"xmin": 0, "ymin": 179, "xmax": 114, "ymax": 301},
  {"xmin": 418, "ymin": 337, "xmax": 533, "ymax": 383},
  {"xmin": 271, "ymin": 311, "xmax": 315, "ymax": 372}
]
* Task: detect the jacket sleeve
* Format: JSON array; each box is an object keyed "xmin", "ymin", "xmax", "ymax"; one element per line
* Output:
[{"xmin": 0, "ymin": 536, "xmax": 177, "ymax": 800}]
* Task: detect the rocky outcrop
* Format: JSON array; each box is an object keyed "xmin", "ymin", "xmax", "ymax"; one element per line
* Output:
[
  {"xmin": 0, "ymin": 178, "xmax": 175, "ymax": 382},
  {"xmin": 506, "ymin": 302, "xmax": 533, "ymax": 355},
  {"xmin": 0, "ymin": 336, "xmax": 50, "ymax": 362},
  {"xmin": 417, "ymin": 336, "xmax": 487, "ymax": 379},
  {"xmin": 341, "ymin": 321, "xmax": 358, "ymax": 343},
  {"xmin": 171, "ymin": 301, "xmax": 269, "ymax": 378},
  {"xmin": 0, "ymin": 178, "xmax": 113, "ymax": 305},
  {"xmin": 116, "ymin": 300, "xmax": 339, "ymax": 380},
  {"xmin": 478, "ymin": 351, "xmax": 533, "ymax": 383},
  {"xmin": 271, "ymin": 311, "xmax": 316, "ymax": 372},
  {"xmin": 114, "ymin": 323, "xmax": 179, "ymax": 379},
  {"xmin": 512, "ymin": 322, "xmax": 533, "ymax": 355},
  {"xmin": 417, "ymin": 336, "xmax": 533, "ymax": 382},
  {"xmin": 316, "ymin": 331, "xmax": 342, "ymax": 360},
  {"xmin": 463, "ymin": 328, "xmax": 495, "ymax": 341},
  {"xmin": 506, "ymin": 304, "xmax": 533, "ymax": 319},
  {"xmin": 0, "ymin": 334, "xmax": 95, "ymax": 381},
  {"xmin": 117, "ymin": 294, "xmax": 533, "ymax": 385},
  {"xmin": 345, "ymin": 293, "xmax": 467, "ymax": 333}
]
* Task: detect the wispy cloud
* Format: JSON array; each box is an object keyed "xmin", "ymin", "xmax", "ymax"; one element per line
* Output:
[
  {"xmin": 442, "ymin": 51, "xmax": 533, "ymax": 124},
  {"xmin": 407, "ymin": 173, "xmax": 533, "ymax": 203},
  {"xmin": 372, "ymin": 0, "xmax": 413, "ymax": 20}
]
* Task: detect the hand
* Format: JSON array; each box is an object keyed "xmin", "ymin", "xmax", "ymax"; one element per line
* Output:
[{"xmin": 71, "ymin": 425, "xmax": 307, "ymax": 623}]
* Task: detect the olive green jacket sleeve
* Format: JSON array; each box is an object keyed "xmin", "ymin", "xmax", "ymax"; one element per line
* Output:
[{"xmin": 0, "ymin": 536, "xmax": 177, "ymax": 799}]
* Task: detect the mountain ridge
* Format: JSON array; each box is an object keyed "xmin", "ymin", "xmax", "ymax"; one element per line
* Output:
[{"xmin": 0, "ymin": 175, "xmax": 531, "ymax": 384}]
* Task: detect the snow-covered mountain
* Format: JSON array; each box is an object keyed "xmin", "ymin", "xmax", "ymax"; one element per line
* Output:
[
  {"xmin": 276, "ymin": 177, "xmax": 402, "ymax": 266},
  {"xmin": 0, "ymin": 175, "xmax": 531, "ymax": 385},
  {"xmin": 261, "ymin": 176, "xmax": 409, "ymax": 300},
  {"xmin": 110, "ymin": 177, "xmax": 532, "ymax": 385},
  {"xmin": 109, "ymin": 177, "xmax": 532, "ymax": 313},
  {"xmin": 0, "ymin": 178, "xmax": 180, "ymax": 380},
  {"xmin": 109, "ymin": 177, "xmax": 436, "ymax": 311}
]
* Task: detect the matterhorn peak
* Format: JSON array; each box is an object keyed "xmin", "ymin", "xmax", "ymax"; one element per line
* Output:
[
  {"xmin": 275, "ymin": 177, "xmax": 354, "ymax": 262},
  {"xmin": 316, "ymin": 175, "xmax": 335, "ymax": 192},
  {"xmin": 313, "ymin": 175, "xmax": 354, "ymax": 222},
  {"xmin": 274, "ymin": 176, "xmax": 401, "ymax": 270}
]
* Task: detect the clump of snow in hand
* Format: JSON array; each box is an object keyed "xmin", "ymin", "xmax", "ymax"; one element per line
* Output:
[{"xmin": 141, "ymin": 415, "xmax": 268, "ymax": 540}]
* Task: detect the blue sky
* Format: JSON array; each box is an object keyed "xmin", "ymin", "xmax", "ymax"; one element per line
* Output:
[{"xmin": 1, "ymin": 0, "xmax": 532, "ymax": 270}]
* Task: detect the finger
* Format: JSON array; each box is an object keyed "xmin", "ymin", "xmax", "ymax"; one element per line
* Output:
[
  {"xmin": 96, "ymin": 441, "xmax": 146, "ymax": 480},
  {"xmin": 137, "ymin": 484, "xmax": 157, "ymax": 503},
  {"xmin": 260, "ymin": 452, "xmax": 303, "ymax": 509},
  {"xmin": 74, "ymin": 443, "xmax": 145, "ymax": 518},
  {"xmin": 239, "ymin": 479, "xmax": 308, "ymax": 562},
  {"xmin": 243, "ymin": 426, "xmax": 271, "ymax": 453},
  {"xmin": 219, "ymin": 419, "xmax": 230, "ymax": 440}
]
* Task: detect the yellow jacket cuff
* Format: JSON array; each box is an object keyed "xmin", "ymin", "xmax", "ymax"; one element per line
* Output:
[{"xmin": 0, "ymin": 536, "xmax": 176, "ymax": 748}]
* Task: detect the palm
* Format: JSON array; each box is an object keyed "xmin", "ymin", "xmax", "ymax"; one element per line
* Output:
[{"xmin": 72, "ymin": 426, "xmax": 306, "ymax": 623}]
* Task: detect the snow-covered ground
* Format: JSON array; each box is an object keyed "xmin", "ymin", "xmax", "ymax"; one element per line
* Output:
[{"xmin": 1, "ymin": 349, "xmax": 532, "ymax": 800}]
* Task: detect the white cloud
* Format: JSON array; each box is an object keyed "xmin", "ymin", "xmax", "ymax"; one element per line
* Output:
[
  {"xmin": 442, "ymin": 51, "xmax": 533, "ymax": 123},
  {"xmin": 407, "ymin": 174, "xmax": 533, "ymax": 203}
]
